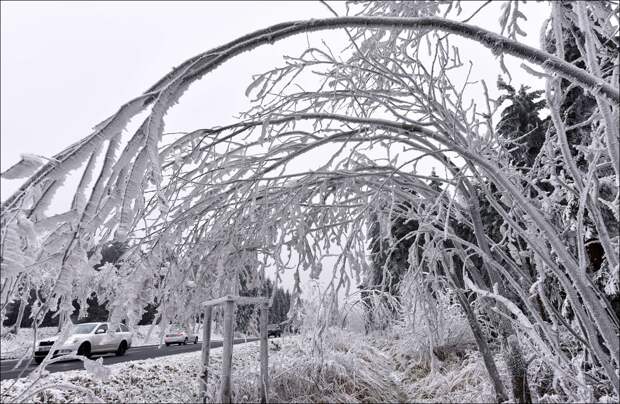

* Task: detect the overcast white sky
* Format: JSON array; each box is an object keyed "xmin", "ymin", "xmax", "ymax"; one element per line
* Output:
[
  {"xmin": 1, "ymin": 0, "xmax": 549, "ymax": 192},
  {"xmin": 0, "ymin": 1, "xmax": 339, "ymax": 178},
  {"xmin": 1, "ymin": 1, "xmax": 550, "ymax": 296}
]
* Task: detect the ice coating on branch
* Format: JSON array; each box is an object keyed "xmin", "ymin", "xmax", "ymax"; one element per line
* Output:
[{"xmin": 0, "ymin": 154, "xmax": 58, "ymax": 179}]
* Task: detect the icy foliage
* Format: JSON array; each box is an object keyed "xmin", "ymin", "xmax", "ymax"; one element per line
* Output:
[{"xmin": 1, "ymin": 1, "xmax": 618, "ymax": 401}]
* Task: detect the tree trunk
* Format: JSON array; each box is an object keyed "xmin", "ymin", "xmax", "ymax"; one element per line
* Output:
[
  {"xmin": 455, "ymin": 289, "xmax": 508, "ymax": 403},
  {"xmin": 57, "ymin": 310, "xmax": 66, "ymax": 333}
]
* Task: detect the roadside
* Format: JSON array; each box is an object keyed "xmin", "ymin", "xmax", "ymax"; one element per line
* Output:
[
  {"xmin": 0, "ymin": 325, "xmax": 227, "ymax": 360},
  {"xmin": 3, "ymin": 325, "xmax": 508, "ymax": 403},
  {"xmin": 0, "ymin": 338, "xmax": 258, "ymax": 381},
  {"xmin": 1, "ymin": 327, "xmax": 58, "ymax": 360},
  {"xmin": 0, "ymin": 323, "xmax": 512, "ymax": 403},
  {"xmin": 1, "ymin": 330, "xmax": 407, "ymax": 403},
  {"xmin": 1, "ymin": 338, "xmax": 266, "ymax": 403}
]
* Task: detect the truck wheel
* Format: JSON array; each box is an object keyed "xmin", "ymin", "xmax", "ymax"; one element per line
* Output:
[
  {"xmin": 77, "ymin": 342, "xmax": 91, "ymax": 358},
  {"xmin": 116, "ymin": 340, "xmax": 128, "ymax": 356}
]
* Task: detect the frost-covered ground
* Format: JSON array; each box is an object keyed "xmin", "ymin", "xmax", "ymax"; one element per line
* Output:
[
  {"xmin": 0, "ymin": 325, "xmax": 225, "ymax": 360},
  {"xmin": 0, "ymin": 327, "xmax": 528, "ymax": 403},
  {"xmin": 1, "ymin": 339, "xmax": 261, "ymax": 403},
  {"xmin": 5, "ymin": 327, "xmax": 613, "ymax": 403},
  {"xmin": 1, "ymin": 331, "xmax": 408, "ymax": 403}
]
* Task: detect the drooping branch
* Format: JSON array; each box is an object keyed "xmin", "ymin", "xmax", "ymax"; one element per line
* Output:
[{"xmin": 3, "ymin": 15, "xmax": 617, "ymax": 212}]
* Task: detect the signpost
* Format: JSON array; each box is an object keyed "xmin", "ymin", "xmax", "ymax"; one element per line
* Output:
[{"xmin": 199, "ymin": 295, "xmax": 270, "ymax": 404}]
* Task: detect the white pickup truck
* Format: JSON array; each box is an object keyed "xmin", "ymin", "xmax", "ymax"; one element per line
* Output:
[{"xmin": 34, "ymin": 322, "xmax": 133, "ymax": 364}]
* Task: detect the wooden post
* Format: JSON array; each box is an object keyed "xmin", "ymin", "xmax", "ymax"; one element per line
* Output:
[
  {"xmin": 199, "ymin": 306, "xmax": 213, "ymax": 404},
  {"xmin": 220, "ymin": 299, "xmax": 235, "ymax": 404},
  {"xmin": 201, "ymin": 295, "xmax": 269, "ymax": 403},
  {"xmin": 259, "ymin": 302, "xmax": 269, "ymax": 403},
  {"xmin": 10, "ymin": 297, "xmax": 27, "ymax": 335},
  {"xmin": 57, "ymin": 307, "xmax": 66, "ymax": 333}
]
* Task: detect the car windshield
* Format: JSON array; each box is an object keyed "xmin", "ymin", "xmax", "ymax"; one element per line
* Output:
[{"xmin": 72, "ymin": 324, "xmax": 97, "ymax": 334}]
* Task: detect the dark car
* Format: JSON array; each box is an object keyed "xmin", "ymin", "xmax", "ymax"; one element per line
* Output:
[{"xmin": 267, "ymin": 324, "xmax": 281, "ymax": 338}]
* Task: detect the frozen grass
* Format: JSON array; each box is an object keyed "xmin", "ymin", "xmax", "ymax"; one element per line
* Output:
[
  {"xmin": 6, "ymin": 324, "xmax": 613, "ymax": 403},
  {"xmin": 364, "ymin": 284, "xmax": 508, "ymax": 404},
  {"xmin": 398, "ymin": 349, "xmax": 504, "ymax": 403},
  {"xmin": 368, "ymin": 319, "xmax": 504, "ymax": 404},
  {"xmin": 371, "ymin": 324, "xmax": 619, "ymax": 403},
  {"xmin": 0, "ymin": 318, "xmax": 498, "ymax": 403},
  {"xmin": 230, "ymin": 329, "xmax": 407, "ymax": 403},
  {"xmin": 1, "ymin": 329, "xmax": 406, "ymax": 403}
]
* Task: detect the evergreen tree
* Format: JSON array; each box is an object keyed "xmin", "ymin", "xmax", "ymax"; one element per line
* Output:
[
  {"xmin": 542, "ymin": 1, "xmax": 620, "ymax": 323},
  {"xmin": 428, "ymin": 168, "xmax": 443, "ymax": 192},
  {"xmin": 365, "ymin": 180, "xmax": 439, "ymax": 332},
  {"xmin": 3, "ymin": 242, "xmax": 130, "ymax": 328},
  {"xmin": 544, "ymin": 2, "xmax": 618, "ymax": 172},
  {"xmin": 496, "ymin": 79, "xmax": 549, "ymax": 169},
  {"xmin": 234, "ymin": 271, "xmax": 291, "ymax": 333},
  {"xmin": 70, "ymin": 242, "xmax": 129, "ymax": 323},
  {"xmin": 367, "ymin": 188, "xmax": 419, "ymax": 297}
]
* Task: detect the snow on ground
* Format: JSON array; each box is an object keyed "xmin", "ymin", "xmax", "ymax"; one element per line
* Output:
[
  {"xmin": 7, "ymin": 326, "xmax": 593, "ymax": 403},
  {"xmin": 1, "ymin": 330, "xmax": 407, "ymax": 403},
  {"xmin": 1, "ymin": 338, "xmax": 280, "ymax": 403}
]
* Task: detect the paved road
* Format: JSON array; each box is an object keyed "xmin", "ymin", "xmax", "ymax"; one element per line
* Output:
[{"xmin": 0, "ymin": 338, "xmax": 258, "ymax": 381}]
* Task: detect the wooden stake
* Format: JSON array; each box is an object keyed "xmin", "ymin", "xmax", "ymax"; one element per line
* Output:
[
  {"xmin": 259, "ymin": 302, "xmax": 269, "ymax": 403},
  {"xmin": 199, "ymin": 306, "xmax": 213, "ymax": 404},
  {"xmin": 220, "ymin": 299, "xmax": 235, "ymax": 404}
]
